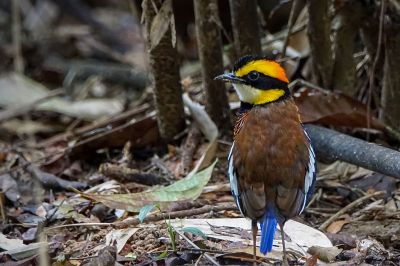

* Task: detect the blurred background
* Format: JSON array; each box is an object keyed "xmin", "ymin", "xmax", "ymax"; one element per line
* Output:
[{"xmin": 0, "ymin": 0, "xmax": 400, "ymax": 265}]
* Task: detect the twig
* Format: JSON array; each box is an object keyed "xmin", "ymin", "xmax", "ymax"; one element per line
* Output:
[
  {"xmin": 45, "ymin": 222, "xmax": 112, "ymax": 232},
  {"xmin": 12, "ymin": 0, "xmax": 24, "ymax": 73},
  {"xmin": 0, "ymin": 89, "xmax": 64, "ymax": 123},
  {"xmin": 288, "ymin": 79, "xmax": 331, "ymax": 94},
  {"xmin": 262, "ymin": 21, "xmax": 307, "ymax": 46},
  {"xmin": 174, "ymin": 226, "xmax": 220, "ymax": 266},
  {"xmin": 281, "ymin": 0, "xmax": 300, "ymax": 58},
  {"xmin": 113, "ymin": 203, "xmax": 237, "ymax": 228},
  {"xmin": 177, "ymin": 248, "xmax": 228, "ymax": 255},
  {"xmin": 318, "ymin": 191, "xmax": 385, "ymax": 231},
  {"xmin": 366, "ymin": 0, "xmax": 386, "ymax": 140},
  {"xmin": 194, "ymin": 253, "xmax": 204, "ymax": 266}
]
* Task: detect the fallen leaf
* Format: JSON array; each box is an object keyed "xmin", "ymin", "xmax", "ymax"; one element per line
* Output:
[
  {"xmin": 181, "ymin": 227, "xmax": 206, "ymax": 239},
  {"xmin": 138, "ymin": 204, "xmax": 158, "ymax": 223},
  {"xmin": 171, "ymin": 218, "xmax": 332, "ymax": 259},
  {"xmin": 77, "ymin": 160, "xmax": 217, "ymax": 212},
  {"xmin": 308, "ymin": 246, "xmax": 342, "ymax": 262},
  {"xmin": 149, "ymin": 0, "xmax": 173, "ymax": 49},
  {"xmin": 1, "ymin": 119, "xmax": 56, "ymax": 135},
  {"xmin": 0, "ymin": 73, "xmax": 123, "ymax": 121},
  {"xmin": 0, "ymin": 242, "xmax": 48, "ymax": 260},
  {"xmin": 0, "ymin": 174, "xmax": 20, "ymax": 202},
  {"xmin": 304, "ymin": 254, "xmax": 318, "ymax": 266},
  {"xmin": 326, "ymin": 219, "xmax": 350, "ymax": 234},
  {"xmin": 293, "ymin": 87, "xmax": 384, "ymax": 129},
  {"xmin": 0, "ymin": 233, "xmax": 26, "ymax": 251},
  {"xmin": 83, "ymin": 246, "xmax": 116, "ymax": 266},
  {"xmin": 105, "ymin": 228, "xmax": 139, "ymax": 253}
]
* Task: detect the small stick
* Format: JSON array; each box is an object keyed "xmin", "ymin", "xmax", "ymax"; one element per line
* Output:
[
  {"xmin": 366, "ymin": 0, "xmax": 386, "ymax": 139},
  {"xmin": 174, "ymin": 226, "xmax": 220, "ymax": 266},
  {"xmin": 288, "ymin": 79, "xmax": 331, "ymax": 94},
  {"xmin": 318, "ymin": 191, "xmax": 385, "ymax": 231},
  {"xmin": 45, "ymin": 222, "xmax": 112, "ymax": 232},
  {"xmin": 113, "ymin": 203, "xmax": 237, "ymax": 228},
  {"xmin": 12, "ymin": 0, "xmax": 24, "ymax": 73},
  {"xmin": 281, "ymin": 0, "xmax": 300, "ymax": 58},
  {"xmin": 251, "ymin": 220, "xmax": 257, "ymax": 266}
]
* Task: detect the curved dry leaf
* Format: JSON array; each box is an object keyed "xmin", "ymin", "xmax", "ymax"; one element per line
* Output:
[
  {"xmin": 326, "ymin": 219, "xmax": 350, "ymax": 234},
  {"xmin": 308, "ymin": 246, "xmax": 342, "ymax": 263},
  {"xmin": 149, "ymin": 0, "xmax": 173, "ymax": 49},
  {"xmin": 293, "ymin": 87, "xmax": 384, "ymax": 130},
  {"xmin": 77, "ymin": 160, "xmax": 217, "ymax": 212}
]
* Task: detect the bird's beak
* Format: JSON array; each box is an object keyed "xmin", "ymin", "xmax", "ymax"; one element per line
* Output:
[{"xmin": 214, "ymin": 72, "xmax": 246, "ymax": 84}]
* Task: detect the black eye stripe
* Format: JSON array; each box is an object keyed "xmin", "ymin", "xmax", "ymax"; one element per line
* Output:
[
  {"xmin": 245, "ymin": 72, "xmax": 288, "ymax": 90},
  {"xmin": 248, "ymin": 71, "xmax": 259, "ymax": 81}
]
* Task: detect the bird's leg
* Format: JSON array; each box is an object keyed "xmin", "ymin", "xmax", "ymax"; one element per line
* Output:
[
  {"xmin": 280, "ymin": 222, "xmax": 288, "ymax": 266},
  {"xmin": 252, "ymin": 220, "xmax": 258, "ymax": 266}
]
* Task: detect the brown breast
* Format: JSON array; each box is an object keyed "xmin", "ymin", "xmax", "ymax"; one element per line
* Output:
[{"xmin": 232, "ymin": 98, "xmax": 310, "ymax": 222}]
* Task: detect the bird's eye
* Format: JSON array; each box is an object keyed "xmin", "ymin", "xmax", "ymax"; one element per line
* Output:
[{"xmin": 248, "ymin": 71, "xmax": 259, "ymax": 81}]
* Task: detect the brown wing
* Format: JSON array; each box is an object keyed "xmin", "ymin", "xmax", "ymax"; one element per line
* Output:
[{"xmin": 232, "ymin": 99, "xmax": 312, "ymax": 222}]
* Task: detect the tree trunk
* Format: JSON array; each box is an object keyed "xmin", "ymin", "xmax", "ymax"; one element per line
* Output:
[
  {"xmin": 332, "ymin": 0, "xmax": 363, "ymax": 95},
  {"xmin": 193, "ymin": 0, "xmax": 231, "ymax": 133},
  {"xmin": 307, "ymin": 0, "xmax": 333, "ymax": 89},
  {"xmin": 229, "ymin": 0, "xmax": 261, "ymax": 56},
  {"xmin": 143, "ymin": 0, "xmax": 185, "ymax": 142},
  {"xmin": 381, "ymin": 11, "xmax": 400, "ymax": 131}
]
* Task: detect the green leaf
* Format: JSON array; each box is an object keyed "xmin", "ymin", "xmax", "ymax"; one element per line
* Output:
[
  {"xmin": 157, "ymin": 250, "xmax": 168, "ymax": 260},
  {"xmin": 138, "ymin": 204, "xmax": 157, "ymax": 223},
  {"xmin": 181, "ymin": 227, "xmax": 206, "ymax": 239},
  {"xmin": 125, "ymin": 252, "xmax": 137, "ymax": 260},
  {"xmin": 78, "ymin": 160, "xmax": 218, "ymax": 212}
]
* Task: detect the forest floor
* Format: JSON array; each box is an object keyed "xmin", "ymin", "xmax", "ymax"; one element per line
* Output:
[{"xmin": 1, "ymin": 1, "xmax": 400, "ymax": 265}]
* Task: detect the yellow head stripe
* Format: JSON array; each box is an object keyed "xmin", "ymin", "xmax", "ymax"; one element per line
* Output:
[
  {"xmin": 254, "ymin": 89, "xmax": 285, "ymax": 105},
  {"xmin": 235, "ymin": 60, "xmax": 289, "ymax": 83}
]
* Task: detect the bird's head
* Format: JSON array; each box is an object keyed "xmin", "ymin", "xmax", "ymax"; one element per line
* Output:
[{"xmin": 215, "ymin": 55, "xmax": 290, "ymax": 105}]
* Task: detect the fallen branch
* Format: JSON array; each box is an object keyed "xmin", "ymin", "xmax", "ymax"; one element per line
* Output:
[
  {"xmin": 43, "ymin": 57, "xmax": 147, "ymax": 88},
  {"xmin": 304, "ymin": 125, "xmax": 400, "ymax": 178},
  {"xmin": 113, "ymin": 203, "xmax": 237, "ymax": 228},
  {"xmin": 318, "ymin": 191, "xmax": 385, "ymax": 231},
  {"xmin": 26, "ymin": 164, "xmax": 87, "ymax": 191}
]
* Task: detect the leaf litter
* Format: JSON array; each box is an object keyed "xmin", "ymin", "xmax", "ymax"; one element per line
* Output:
[{"xmin": 0, "ymin": 2, "xmax": 400, "ymax": 265}]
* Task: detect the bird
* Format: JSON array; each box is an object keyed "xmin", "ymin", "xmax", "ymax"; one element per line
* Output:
[{"xmin": 215, "ymin": 55, "xmax": 316, "ymax": 265}]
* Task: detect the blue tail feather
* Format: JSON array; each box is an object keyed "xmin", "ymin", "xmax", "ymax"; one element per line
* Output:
[{"xmin": 260, "ymin": 209, "xmax": 277, "ymax": 254}]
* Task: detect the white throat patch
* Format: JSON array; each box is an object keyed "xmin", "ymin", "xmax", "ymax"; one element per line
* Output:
[{"xmin": 232, "ymin": 83, "xmax": 261, "ymax": 103}]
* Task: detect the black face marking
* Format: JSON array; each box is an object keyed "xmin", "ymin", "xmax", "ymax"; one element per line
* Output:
[
  {"xmin": 248, "ymin": 72, "xmax": 288, "ymax": 90},
  {"xmin": 248, "ymin": 71, "xmax": 259, "ymax": 81},
  {"xmin": 232, "ymin": 55, "xmax": 288, "ymax": 90}
]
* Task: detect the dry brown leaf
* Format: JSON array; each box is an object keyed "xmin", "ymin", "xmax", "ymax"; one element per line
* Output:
[
  {"xmin": 326, "ymin": 219, "xmax": 350, "ymax": 234},
  {"xmin": 293, "ymin": 87, "xmax": 384, "ymax": 129},
  {"xmin": 308, "ymin": 246, "xmax": 342, "ymax": 263},
  {"xmin": 149, "ymin": 0, "xmax": 173, "ymax": 49}
]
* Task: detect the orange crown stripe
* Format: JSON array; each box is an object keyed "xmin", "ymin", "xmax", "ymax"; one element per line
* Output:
[{"xmin": 234, "ymin": 60, "xmax": 289, "ymax": 83}]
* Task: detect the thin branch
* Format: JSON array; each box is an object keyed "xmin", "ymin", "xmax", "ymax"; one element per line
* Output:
[
  {"xmin": 281, "ymin": 0, "xmax": 300, "ymax": 58},
  {"xmin": 12, "ymin": 0, "xmax": 24, "ymax": 73},
  {"xmin": 113, "ymin": 203, "xmax": 237, "ymax": 228},
  {"xmin": 174, "ymin": 227, "xmax": 220, "ymax": 266},
  {"xmin": 366, "ymin": 0, "xmax": 386, "ymax": 139}
]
